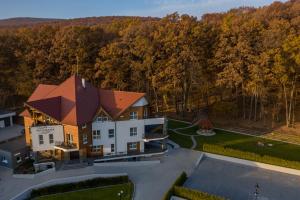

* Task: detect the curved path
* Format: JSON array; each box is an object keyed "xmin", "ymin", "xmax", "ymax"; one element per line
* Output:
[{"xmin": 169, "ymin": 120, "xmax": 199, "ymax": 150}]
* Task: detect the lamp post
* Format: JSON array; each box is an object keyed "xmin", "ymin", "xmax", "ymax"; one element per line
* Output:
[
  {"xmin": 118, "ymin": 190, "xmax": 124, "ymax": 200},
  {"xmin": 254, "ymin": 183, "xmax": 260, "ymax": 200}
]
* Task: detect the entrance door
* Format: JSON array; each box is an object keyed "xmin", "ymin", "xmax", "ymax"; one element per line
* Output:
[{"xmin": 69, "ymin": 151, "xmax": 80, "ymax": 160}]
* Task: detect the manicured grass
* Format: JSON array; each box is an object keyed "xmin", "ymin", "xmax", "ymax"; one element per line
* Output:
[
  {"xmin": 168, "ymin": 119, "xmax": 191, "ymax": 129},
  {"xmin": 195, "ymin": 129, "xmax": 300, "ymax": 162},
  {"xmin": 168, "ymin": 130, "xmax": 193, "ymax": 148},
  {"xmin": 168, "ymin": 119, "xmax": 300, "ymax": 168},
  {"xmin": 176, "ymin": 125, "xmax": 199, "ymax": 136},
  {"xmin": 36, "ymin": 183, "xmax": 133, "ymax": 200}
]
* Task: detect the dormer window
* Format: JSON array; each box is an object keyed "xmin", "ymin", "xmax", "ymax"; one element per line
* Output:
[
  {"xmin": 130, "ymin": 112, "xmax": 138, "ymax": 120},
  {"xmin": 97, "ymin": 116, "xmax": 108, "ymax": 122}
]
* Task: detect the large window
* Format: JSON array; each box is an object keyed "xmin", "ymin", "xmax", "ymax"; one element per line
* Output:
[
  {"xmin": 128, "ymin": 142, "xmax": 138, "ymax": 151},
  {"xmin": 130, "ymin": 112, "xmax": 138, "ymax": 120},
  {"xmin": 111, "ymin": 144, "xmax": 115, "ymax": 153},
  {"xmin": 108, "ymin": 129, "xmax": 114, "ymax": 138},
  {"xmin": 49, "ymin": 134, "xmax": 54, "ymax": 144},
  {"xmin": 92, "ymin": 145, "xmax": 102, "ymax": 152},
  {"xmin": 66, "ymin": 133, "xmax": 73, "ymax": 144},
  {"xmin": 130, "ymin": 127, "xmax": 137, "ymax": 136},
  {"xmin": 93, "ymin": 130, "xmax": 101, "ymax": 140},
  {"xmin": 83, "ymin": 134, "xmax": 88, "ymax": 144},
  {"xmin": 39, "ymin": 135, "xmax": 44, "ymax": 145}
]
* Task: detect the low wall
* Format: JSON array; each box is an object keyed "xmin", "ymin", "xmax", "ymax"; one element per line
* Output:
[
  {"xmin": 13, "ymin": 167, "xmax": 55, "ymax": 179},
  {"xmin": 10, "ymin": 173, "xmax": 128, "ymax": 200},
  {"xmin": 205, "ymin": 152, "xmax": 300, "ymax": 176},
  {"xmin": 94, "ymin": 160, "xmax": 160, "ymax": 167}
]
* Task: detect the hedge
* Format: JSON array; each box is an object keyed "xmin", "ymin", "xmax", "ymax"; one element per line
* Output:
[
  {"xmin": 162, "ymin": 171, "xmax": 187, "ymax": 200},
  {"xmin": 173, "ymin": 186, "xmax": 225, "ymax": 200},
  {"xmin": 203, "ymin": 144, "xmax": 300, "ymax": 170},
  {"xmin": 30, "ymin": 176, "xmax": 129, "ymax": 198}
]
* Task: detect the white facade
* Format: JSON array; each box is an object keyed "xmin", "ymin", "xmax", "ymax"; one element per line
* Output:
[
  {"xmin": 92, "ymin": 117, "xmax": 165, "ymax": 156},
  {"xmin": 31, "ymin": 125, "xmax": 64, "ymax": 151}
]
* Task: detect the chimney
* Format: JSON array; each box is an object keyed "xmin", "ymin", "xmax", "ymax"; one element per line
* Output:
[{"xmin": 82, "ymin": 78, "xmax": 86, "ymax": 88}]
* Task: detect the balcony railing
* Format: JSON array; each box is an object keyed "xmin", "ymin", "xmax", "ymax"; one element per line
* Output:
[{"xmin": 54, "ymin": 141, "xmax": 78, "ymax": 152}]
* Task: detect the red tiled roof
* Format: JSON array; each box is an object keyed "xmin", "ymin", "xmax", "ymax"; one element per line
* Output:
[
  {"xmin": 24, "ymin": 75, "xmax": 145, "ymax": 125},
  {"xmin": 99, "ymin": 89, "xmax": 145, "ymax": 119},
  {"xmin": 27, "ymin": 84, "xmax": 57, "ymax": 102}
]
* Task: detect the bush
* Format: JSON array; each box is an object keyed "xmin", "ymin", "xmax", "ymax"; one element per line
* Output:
[
  {"xmin": 162, "ymin": 172, "xmax": 187, "ymax": 200},
  {"xmin": 173, "ymin": 186, "xmax": 225, "ymax": 200},
  {"xmin": 203, "ymin": 144, "xmax": 300, "ymax": 170},
  {"xmin": 30, "ymin": 176, "xmax": 129, "ymax": 198}
]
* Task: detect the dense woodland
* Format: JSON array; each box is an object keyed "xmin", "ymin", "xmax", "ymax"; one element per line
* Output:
[{"xmin": 0, "ymin": 0, "xmax": 300, "ymax": 128}]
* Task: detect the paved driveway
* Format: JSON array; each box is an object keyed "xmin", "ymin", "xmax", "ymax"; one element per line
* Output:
[
  {"xmin": 184, "ymin": 157, "xmax": 300, "ymax": 200},
  {"xmin": 0, "ymin": 148, "xmax": 201, "ymax": 200}
]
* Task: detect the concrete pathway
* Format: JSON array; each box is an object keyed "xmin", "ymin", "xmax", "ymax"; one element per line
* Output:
[{"xmin": 0, "ymin": 148, "xmax": 202, "ymax": 200}]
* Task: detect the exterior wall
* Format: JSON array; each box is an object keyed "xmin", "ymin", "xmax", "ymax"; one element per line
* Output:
[
  {"xmin": 31, "ymin": 125, "xmax": 64, "ymax": 152},
  {"xmin": 0, "ymin": 147, "xmax": 28, "ymax": 169},
  {"xmin": 92, "ymin": 121, "xmax": 116, "ymax": 155},
  {"xmin": 92, "ymin": 119, "xmax": 145, "ymax": 155},
  {"xmin": 117, "ymin": 106, "xmax": 145, "ymax": 121},
  {"xmin": 0, "ymin": 149, "xmax": 12, "ymax": 168},
  {"xmin": 63, "ymin": 125, "xmax": 79, "ymax": 147},
  {"xmin": 24, "ymin": 117, "xmax": 34, "ymax": 146}
]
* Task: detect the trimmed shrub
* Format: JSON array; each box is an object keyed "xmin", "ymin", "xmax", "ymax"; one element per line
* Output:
[
  {"xmin": 173, "ymin": 186, "xmax": 225, "ymax": 200},
  {"xmin": 30, "ymin": 176, "xmax": 129, "ymax": 198},
  {"xmin": 162, "ymin": 172, "xmax": 187, "ymax": 200},
  {"xmin": 203, "ymin": 144, "xmax": 300, "ymax": 170}
]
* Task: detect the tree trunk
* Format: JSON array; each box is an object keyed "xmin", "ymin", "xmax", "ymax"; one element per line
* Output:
[{"xmin": 249, "ymin": 94, "xmax": 253, "ymax": 120}]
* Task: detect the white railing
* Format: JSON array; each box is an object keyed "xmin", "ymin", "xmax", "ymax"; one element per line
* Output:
[{"xmin": 144, "ymin": 117, "xmax": 165, "ymax": 125}]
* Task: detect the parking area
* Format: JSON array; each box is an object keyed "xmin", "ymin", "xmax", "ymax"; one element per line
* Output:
[{"xmin": 184, "ymin": 157, "xmax": 300, "ymax": 200}]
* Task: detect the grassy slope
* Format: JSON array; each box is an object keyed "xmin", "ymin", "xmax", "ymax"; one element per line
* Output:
[
  {"xmin": 168, "ymin": 130, "xmax": 193, "ymax": 148},
  {"xmin": 36, "ymin": 183, "xmax": 133, "ymax": 200}
]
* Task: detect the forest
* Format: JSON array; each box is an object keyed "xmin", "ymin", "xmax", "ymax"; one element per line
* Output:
[{"xmin": 0, "ymin": 0, "xmax": 299, "ymax": 128}]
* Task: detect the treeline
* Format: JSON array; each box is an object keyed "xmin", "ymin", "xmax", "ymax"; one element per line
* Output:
[{"xmin": 0, "ymin": 0, "xmax": 300, "ymax": 127}]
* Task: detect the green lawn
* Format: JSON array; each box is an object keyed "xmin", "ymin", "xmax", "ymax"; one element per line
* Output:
[
  {"xmin": 168, "ymin": 130, "xmax": 193, "ymax": 148},
  {"xmin": 168, "ymin": 119, "xmax": 191, "ymax": 129},
  {"xmin": 195, "ymin": 129, "xmax": 300, "ymax": 162},
  {"xmin": 35, "ymin": 183, "xmax": 133, "ymax": 200},
  {"xmin": 168, "ymin": 119, "xmax": 300, "ymax": 168}
]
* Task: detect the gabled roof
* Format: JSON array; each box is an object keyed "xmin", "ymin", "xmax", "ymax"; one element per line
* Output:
[
  {"xmin": 22, "ymin": 75, "xmax": 146, "ymax": 125},
  {"xmin": 99, "ymin": 89, "xmax": 145, "ymax": 119},
  {"xmin": 26, "ymin": 96, "xmax": 62, "ymax": 121},
  {"xmin": 23, "ymin": 75, "xmax": 99, "ymax": 126}
]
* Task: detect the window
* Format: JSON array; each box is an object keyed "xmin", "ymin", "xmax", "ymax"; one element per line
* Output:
[
  {"xmin": 108, "ymin": 129, "xmax": 114, "ymax": 138},
  {"xmin": 130, "ymin": 112, "xmax": 138, "ymax": 120},
  {"xmin": 97, "ymin": 116, "xmax": 108, "ymax": 122},
  {"xmin": 66, "ymin": 133, "xmax": 73, "ymax": 144},
  {"xmin": 83, "ymin": 134, "xmax": 88, "ymax": 144},
  {"xmin": 111, "ymin": 144, "xmax": 115, "ymax": 152},
  {"xmin": 128, "ymin": 142, "xmax": 137, "ymax": 150},
  {"xmin": 93, "ymin": 130, "xmax": 101, "ymax": 140},
  {"xmin": 49, "ymin": 134, "xmax": 54, "ymax": 144},
  {"xmin": 92, "ymin": 145, "xmax": 102, "ymax": 152},
  {"xmin": 143, "ymin": 108, "xmax": 148, "ymax": 118},
  {"xmin": 39, "ymin": 135, "xmax": 44, "ymax": 145},
  {"xmin": 130, "ymin": 127, "xmax": 137, "ymax": 136}
]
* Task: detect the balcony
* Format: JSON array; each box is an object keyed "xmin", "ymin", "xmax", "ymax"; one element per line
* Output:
[
  {"xmin": 143, "ymin": 121, "xmax": 168, "ymax": 142},
  {"xmin": 54, "ymin": 141, "xmax": 78, "ymax": 152}
]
